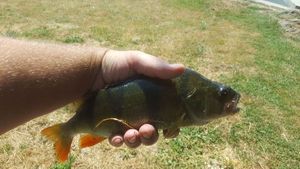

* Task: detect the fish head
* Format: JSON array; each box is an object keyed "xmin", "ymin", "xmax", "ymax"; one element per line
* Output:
[
  {"xmin": 182, "ymin": 71, "xmax": 240, "ymax": 125},
  {"xmin": 204, "ymin": 84, "xmax": 241, "ymax": 118}
]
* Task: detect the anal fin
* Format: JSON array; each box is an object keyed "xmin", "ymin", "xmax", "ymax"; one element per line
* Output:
[{"xmin": 79, "ymin": 134, "xmax": 106, "ymax": 148}]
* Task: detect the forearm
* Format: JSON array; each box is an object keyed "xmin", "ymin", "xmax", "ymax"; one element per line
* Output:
[{"xmin": 0, "ymin": 38, "xmax": 107, "ymax": 133}]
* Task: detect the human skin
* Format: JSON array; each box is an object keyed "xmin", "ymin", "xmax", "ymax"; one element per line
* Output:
[{"xmin": 0, "ymin": 38, "xmax": 184, "ymax": 148}]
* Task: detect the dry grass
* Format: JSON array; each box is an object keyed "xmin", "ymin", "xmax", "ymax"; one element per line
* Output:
[
  {"xmin": 0, "ymin": 107, "xmax": 160, "ymax": 169},
  {"xmin": 0, "ymin": 108, "xmax": 70, "ymax": 168}
]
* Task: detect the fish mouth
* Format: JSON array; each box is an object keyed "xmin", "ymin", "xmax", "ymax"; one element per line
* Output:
[{"xmin": 224, "ymin": 94, "xmax": 241, "ymax": 113}]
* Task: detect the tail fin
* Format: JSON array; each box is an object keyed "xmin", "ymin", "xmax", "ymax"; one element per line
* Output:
[{"xmin": 41, "ymin": 124, "xmax": 73, "ymax": 162}]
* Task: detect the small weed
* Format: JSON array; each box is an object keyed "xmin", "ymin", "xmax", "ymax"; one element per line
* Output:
[
  {"xmin": 200, "ymin": 20, "xmax": 208, "ymax": 30},
  {"xmin": 63, "ymin": 35, "xmax": 84, "ymax": 44},
  {"xmin": 0, "ymin": 143, "xmax": 14, "ymax": 154},
  {"xmin": 50, "ymin": 155, "xmax": 75, "ymax": 169},
  {"xmin": 4, "ymin": 30, "xmax": 19, "ymax": 38},
  {"xmin": 121, "ymin": 149, "xmax": 138, "ymax": 160},
  {"xmin": 19, "ymin": 143, "xmax": 28, "ymax": 150}
]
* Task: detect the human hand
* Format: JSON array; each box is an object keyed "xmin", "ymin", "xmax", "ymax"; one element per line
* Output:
[{"xmin": 95, "ymin": 50, "xmax": 184, "ymax": 148}]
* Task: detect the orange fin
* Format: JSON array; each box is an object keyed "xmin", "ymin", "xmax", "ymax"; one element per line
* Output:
[
  {"xmin": 41, "ymin": 124, "xmax": 73, "ymax": 162},
  {"xmin": 79, "ymin": 134, "xmax": 106, "ymax": 148}
]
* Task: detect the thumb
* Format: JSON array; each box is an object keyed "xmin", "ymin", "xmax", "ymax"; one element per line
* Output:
[{"xmin": 128, "ymin": 51, "xmax": 185, "ymax": 79}]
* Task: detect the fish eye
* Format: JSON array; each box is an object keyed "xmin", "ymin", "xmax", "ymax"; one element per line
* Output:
[{"xmin": 219, "ymin": 87, "xmax": 229, "ymax": 97}]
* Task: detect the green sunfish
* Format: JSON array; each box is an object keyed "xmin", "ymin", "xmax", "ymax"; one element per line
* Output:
[{"xmin": 41, "ymin": 68, "xmax": 241, "ymax": 162}]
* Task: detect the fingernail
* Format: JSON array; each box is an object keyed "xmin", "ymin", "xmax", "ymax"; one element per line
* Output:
[
  {"xmin": 171, "ymin": 63, "xmax": 184, "ymax": 68},
  {"xmin": 142, "ymin": 132, "xmax": 152, "ymax": 139},
  {"xmin": 113, "ymin": 138, "xmax": 122, "ymax": 144},
  {"xmin": 128, "ymin": 131, "xmax": 137, "ymax": 143}
]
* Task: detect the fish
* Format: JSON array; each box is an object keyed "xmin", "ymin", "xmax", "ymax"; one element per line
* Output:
[{"xmin": 41, "ymin": 68, "xmax": 240, "ymax": 162}]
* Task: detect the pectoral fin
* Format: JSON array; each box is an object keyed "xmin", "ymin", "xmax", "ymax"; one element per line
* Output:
[
  {"xmin": 96, "ymin": 118, "xmax": 134, "ymax": 129},
  {"xmin": 163, "ymin": 128, "xmax": 180, "ymax": 138},
  {"xmin": 79, "ymin": 134, "xmax": 106, "ymax": 148}
]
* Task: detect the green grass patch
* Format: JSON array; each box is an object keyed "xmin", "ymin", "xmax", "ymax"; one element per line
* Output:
[
  {"xmin": 157, "ymin": 127, "xmax": 225, "ymax": 168},
  {"xmin": 168, "ymin": 0, "xmax": 211, "ymax": 10},
  {"xmin": 50, "ymin": 156, "xmax": 75, "ymax": 169},
  {"xmin": 63, "ymin": 35, "xmax": 84, "ymax": 44},
  {"xmin": 22, "ymin": 27, "xmax": 53, "ymax": 39},
  {"xmin": 218, "ymin": 7, "xmax": 300, "ymax": 169}
]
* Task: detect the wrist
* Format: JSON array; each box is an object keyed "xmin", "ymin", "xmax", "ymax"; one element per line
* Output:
[{"xmin": 87, "ymin": 47, "xmax": 110, "ymax": 94}]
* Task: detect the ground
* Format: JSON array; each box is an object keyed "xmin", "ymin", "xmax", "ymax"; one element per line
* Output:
[{"xmin": 0, "ymin": 0, "xmax": 299, "ymax": 168}]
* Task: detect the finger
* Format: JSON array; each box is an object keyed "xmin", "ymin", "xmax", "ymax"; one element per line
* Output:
[
  {"xmin": 139, "ymin": 124, "xmax": 159, "ymax": 146},
  {"xmin": 108, "ymin": 135, "xmax": 124, "ymax": 147},
  {"xmin": 128, "ymin": 51, "xmax": 185, "ymax": 79},
  {"xmin": 163, "ymin": 128, "xmax": 180, "ymax": 138},
  {"xmin": 124, "ymin": 129, "xmax": 141, "ymax": 148}
]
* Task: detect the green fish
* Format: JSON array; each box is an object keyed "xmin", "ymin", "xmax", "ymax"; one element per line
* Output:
[{"xmin": 42, "ymin": 68, "xmax": 240, "ymax": 162}]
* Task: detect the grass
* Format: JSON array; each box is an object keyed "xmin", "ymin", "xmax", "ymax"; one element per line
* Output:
[
  {"xmin": 51, "ymin": 156, "xmax": 75, "ymax": 169},
  {"xmin": 218, "ymin": 7, "xmax": 300, "ymax": 168},
  {"xmin": 0, "ymin": 0, "xmax": 299, "ymax": 168},
  {"xmin": 63, "ymin": 35, "xmax": 84, "ymax": 44}
]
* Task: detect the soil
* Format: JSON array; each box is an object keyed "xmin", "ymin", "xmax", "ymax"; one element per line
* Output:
[
  {"xmin": 250, "ymin": 1, "xmax": 300, "ymax": 40},
  {"xmin": 277, "ymin": 10, "xmax": 300, "ymax": 39}
]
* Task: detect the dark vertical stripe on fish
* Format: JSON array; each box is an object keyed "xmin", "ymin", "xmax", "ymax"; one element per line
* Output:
[
  {"xmin": 136, "ymin": 79, "xmax": 162, "ymax": 121},
  {"xmin": 178, "ymin": 69, "xmax": 192, "ymax": 98},
  {"xmin": 106, "ymin": 87, "xmax": 124, "ymax": 118},
  {"xmin": 68, "ymin": 93, "xmax": 98, "ymax": 132}
]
